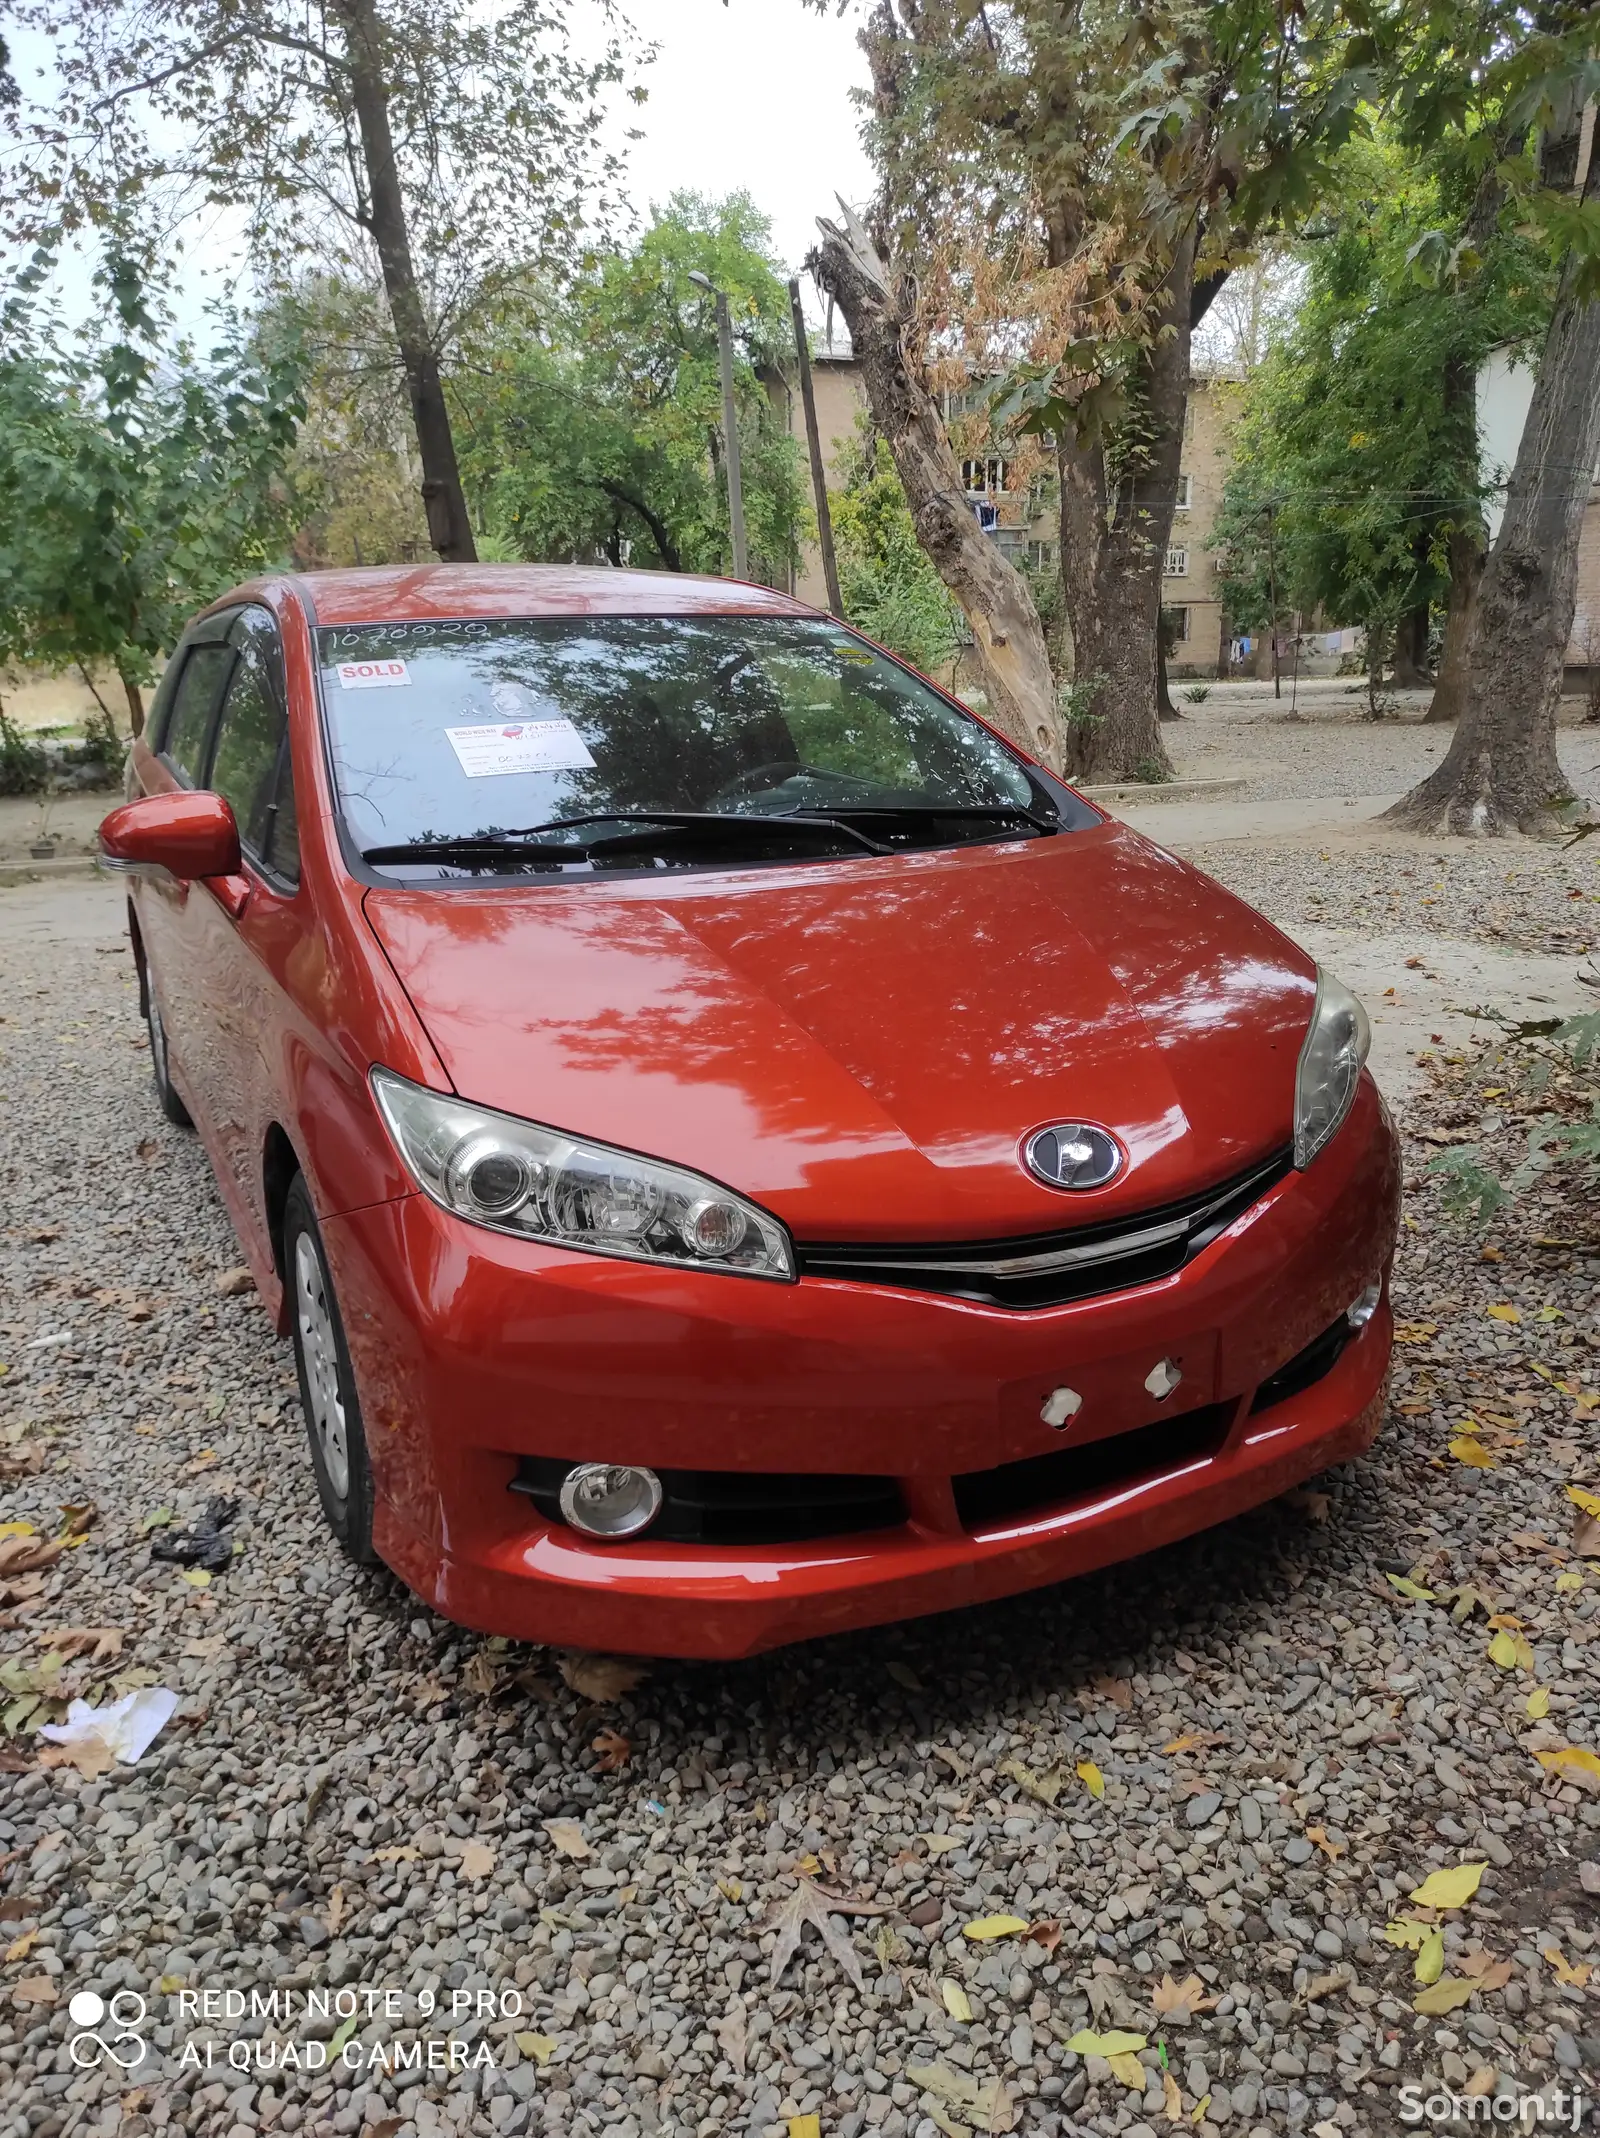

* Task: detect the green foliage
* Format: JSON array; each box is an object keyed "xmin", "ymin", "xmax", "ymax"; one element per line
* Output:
[
  {"xmin": 1427, "ymin": 1012, "xmax": 1600, "ymax": 1226},
  {"xmin": 0, "ymin": 709, "xmax": 49, "ymax": 796},
  {"xmin": 828, "ymin": 430, "xmax": 964, "ymax": 677},
  {"xmin": 1214, "ymin": 138, "xmax": 1549, "ymax": 635},
  {"xmin": 0, "ymin": 253, "xmax": 305, "ymax": 690},
  {"xmin": 455, "ymin": 194, "xmax": 806, "ymax": 585}
]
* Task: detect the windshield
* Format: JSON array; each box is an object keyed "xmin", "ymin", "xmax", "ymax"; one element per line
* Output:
[{"xmin": 315, "ymin": 615, "xmax": 1075, "ymax": 874}]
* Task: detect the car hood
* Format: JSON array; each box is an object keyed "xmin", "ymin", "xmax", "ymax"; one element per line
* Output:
[{"xmin": 362, "ymin": 821, "xmax": 1316, "ymax": 1242}]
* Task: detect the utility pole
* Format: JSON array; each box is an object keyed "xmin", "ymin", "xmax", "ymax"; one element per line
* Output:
[
  {"xmin": 788, "ymin": 277, "xmax": 843, "ymax": 614},
  {"xmin": 690, "ymin": 271, "xmax": 749, "ymax": 581},
  {"xmin": 1265, "ymin": 501, "xmax": 1281, "ymax": 700}
]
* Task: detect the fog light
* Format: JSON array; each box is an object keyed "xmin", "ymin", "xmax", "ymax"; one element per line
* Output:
[
  {"xmin": 680, "ymin": 1195, "xmax": 748, "ymax": 1258},
  {"xmin": 1346, "ymin": 1279, "xmax": 1382, "ymax": 1329},
  {"xmin": 558, "ymin": 1462, "xmax": 662, "ymax": 1540}
]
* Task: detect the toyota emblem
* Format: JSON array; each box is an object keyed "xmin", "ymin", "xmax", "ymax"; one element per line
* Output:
[{"xmin": 1023, "ymin": 1123, "xmax": 1124, "ymax": 1191}]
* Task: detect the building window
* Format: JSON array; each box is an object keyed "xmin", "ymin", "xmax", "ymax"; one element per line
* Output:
[
  {"xmin": 961, "ymin": 456, "xmax": 1008, "ymax": 496},
  {"xmin": 1026, "ymin": 539, "xmax": 1057, "ymax": 568},
  {"xmin": 1174, "ymin": 474, "xmax": 1192, "ymax": 511},
  {"xmin": 1162, "ymin": 605, "xmax": 1191, "ymax": 644},
  {"xmin": 1164, "ymin": 546, "xmax": 1189, "ymax": 577}
]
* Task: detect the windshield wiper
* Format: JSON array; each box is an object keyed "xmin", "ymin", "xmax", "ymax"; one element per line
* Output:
[
  {"xmin": 773, "ymin": 800, "xmax": 1059, "ymax": 834},
  {"xmin": 361, "ymin": 812, "xmax": 892, "ymax": 870}
]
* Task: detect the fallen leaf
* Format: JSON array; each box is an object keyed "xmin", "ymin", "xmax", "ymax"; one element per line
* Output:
[
  {"xmin": 886, "ymin": 1660, "xmax": 923, "ymax": 1693},
  {"xmin": 515, "ymin": 2032, "xmax": 558, "ymax": 2065},
  {"xmin": 1066, "ymin": 2028, "xmax": 1148, "ymax": 2057},
  {"xmin": 1306, "ymin": 1825, "xmax": 1346, "ymax": 1860},
  {"xmin": 0, "ymin": 1536, "xmax": 63, "ymax": 1579},
  {"xmin": 1408, "ymin": 1861, "xmax": 1485, "ymax": 1910},
  {"xmin": 1191, "ymin": 2097, "xmax": 1211, "ymax": 2124},
  {"xmin": 327, "ymin": 1886, "xmax": 346, "ymax": 1937},
  {"xmin": 1415, "ymin": 1928, "xmax": 1445, "ymax": 1986},
  {"xmin": 38, "ymin": 1737, "xmax": 115, "ymax": 1779},
  {"xmin": 1488, "ymin": 1630, "xmax": 1521, "ymax": 1670},
  {"xmin": 214, "ymin": 1267, "xmax": 254, "ymax": 1297},
  {"xmin": 1414, "ymin": 1977, "xmax": 1477, "ymax": 2015},
  {"xmin": 12, "ymin": 1976, "xmax": 55, "ymax": 2005},
  {"xmin": 459, "ymin": 1841, "xmax": 495, "ymax": 1880},
  {"xmin": 1450, "ymin": 1436, "xmax": 1496, "ymax": 1469},
  {"xmin": 1568, "ymin": 1484, "xmax": 1600, "ymax": 1520},
  {"xmin": 963, "ymin": 1913, "xmax": 1028, "ymax": 1941},
  {"xmin": 1463, "ymin": 2069, "xmax": 1497, "ymax": 2100},
  {"xmin": 1283, "ymin": 1487, "xmax": 1332, "ymax": 1522},
  {"xmin": 921, "ymin": 1833, "xmax": 962, "ymax": 1855},
  {"xmin": 1151, "ymin": 1972, "xmax": 1217, "ymax": 2020},
  {"xmin": 1485, "ymin": 1303, "xmax": 1521, "ymax": 1324},
  {"xmin": 591, "ymin": 1727, "xmax": 631, "ymax": 1772},
  {"xmin": 1091, "ymin": 1673, "xmax": 1132, "ymax": 1710},
  {"xmin": 1076, "ymin": 1759, "xmax": 1105, "ymax": 1799},
  {"xmin": 941, "ymin": 1977, "xmax": 973, "ymax": 2022},
  {"xmin": 1163, "ymin": 2067, "xmax": 1183, "ymax": 2122},
  {"xmin": 1393, "ymin": 1321, "xmax": 1438, "ymax": 1342},
  {"xmin": 1534, "ymin": 1746, "xmax": 1600, "ymax": 1791},
  {"xmin": 5, "ymin": 1931, "xmax": 36, "ymax": 1961},
  {"xmin": 1456, "ymin": 1946, "xmax": 1512, "ymax": 1991},
  {"xmin": 787, "ymin": 2116, "xmax": 820, "ymax": 2138},
  {"xmin": 713, "ymin": 2003, "xmax": 747, "ymax": 2075},
  {"xmin": 556, "ymin": 1652, "xmax": 648, "ymax": 1702},
  {"xmin": 765, "ymin": 1876, "xmax": 887, "ymax": 1989},
  {"xmin": 1385, "ymin": 1573, "xmax": 1435, "ymax": 1601},
  {"xmin": 1108, "ymin": 2051, "xmax": 1147, "ymax": 2089},
  {"xmin": 1025, "ymin": 1918, "xmax": 1063, "ymax": 1953},
  {"xmin": 371, "ymin": 1845, "xmax": 419, "ymax": 1863},
  {"xmin": 179, "ymin": 1568, "xmax": 211, "ymax": 1589},
  {"xmin": 1543, "ymin": 1944, "xmax": 1592, "ymax": 1987},
  {"xmin": 542, "ymin": 1818, "xmax": 591, "ymax": 1860},
  {"xmin": 1557, "ymin": 1568, "xmax": 1586, "ymax": 1592},
  {"xmin": 40, "ymin": 1627, "xmax": 123, "ymax": 1664},
  {"xmin": 999, "ymin": 1756, "xmax": 1064, "ymax": 1806},
  {"xmin": 716, "ymin": 1876, "xmax": 742, "ymax": 1903},
  {"xmin": 1527, "ymin": 1687, "xmax": 1551, "ymax": 1720},
  {"xmin": 1573, "ymin": 1515, "xmax": 1600, "ymax": 1558}
]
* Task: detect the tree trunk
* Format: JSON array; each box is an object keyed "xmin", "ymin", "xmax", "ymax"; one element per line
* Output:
[
  {"xmin": 118, "ymin": 666, "xmax": 144, "ymax": 737},
  {"xmin": 1425, "ymin": 525, "xmax": 1482, "ymax": 723},
  {"xmin": 808, "ymin": 209, "xmax": 1061, "ymax": 769},
  {"xmin": 1392, "ymin": 604, "xmax": 1433, "ymax": 688},
  {"xmin": 1157, "ymin": 638, "xmax": 1181, "ymax": 719},
  {"xmin": 1366, "ymin": 621, "xmax": 1388, "ymax": 719},
  {"xmin": 333, "ymin": 0, "xmax": 476, "ymax": 565},
  {"xmin": 1385, "ymin": 281, "xmax": 1600, "ymax": 830},
  {"xmin": 1053, "ymin": 232, "xmax": 1195, "ymax": 784}
]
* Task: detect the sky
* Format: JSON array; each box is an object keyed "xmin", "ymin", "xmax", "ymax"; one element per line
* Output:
[
  {"xmin": 9, "ymin": 0, "xmax": 875, "ymax": 336},
  {"xmin": 601, "ymin": 0, "xmax": 875, "ymax": 283}
]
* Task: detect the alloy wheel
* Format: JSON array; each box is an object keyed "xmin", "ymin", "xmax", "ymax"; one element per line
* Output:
[{"xmin": 294, "ymin": 1231, "xmax": 349, "ymax": 1500}]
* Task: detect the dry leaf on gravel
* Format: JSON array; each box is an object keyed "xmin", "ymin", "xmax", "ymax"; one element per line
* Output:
[
  {"xmin": 1408, "ymin": 1861, "xmax": 1485, "ymax": 1910},
  {"xmin": 1282, "ymin": 1487, "xmax": 1332, "ymax": 1522},
  {"xmin": 940, "ymin": 1977, "xmax": 973, "ymax": 2022},
  {"xmin": 1162, "ymin": 2068, "xmax": 1183, "ymax": 2122},
  {"xmin": 214, "ymin": 1267, "xmax": 254, "ymax": 1296},
  {"xmin": 591, "ymin": 1727, "xmax": 631, "ymax": 1772},
  {"xmin": 556, "ymin": 1652, "xmax": 648, "ymax": 1702},
  {"xmin": 1534, "ymin": 1746, "xmax": 1600, "ymax": 1791},
  {"xmin": 0, "ymin": 1537, "xmax": 63, "ymax": 1579},
  {"xmin": 1414, "ymin": 1977, "xmax": 1477, "ymax": 2015},
  {"xmin": 1025, "ymin": 1919, "xmax": 1063, "ymax": 1953},
  {"xmin": 41, "ymin": 1627, "xmax": 122, "ymax": 1664},
  {"xmin": 1415, "ymin": 1929, "xmax": 1446, "ymax": 1985},
  {"xmin": 459, "ymin": 1841, "xmax": 495, "ymax": 1880},
  {"xmin": 1076, "ymin": 1759, "xmax": 1106, "ymax": 1799},
  {"xmin": 542, "ymin": 1818, "xmax": 591, "ymax": 1860},
  {"xmin": 963, "ymin": 1914, "xmax": 1028, "ymax": 1941},
  {"xmin": 999, "ymin": 1756, "xmax": 1064, "ymax": 1806},
  {"xmin": 12, "ymin": 1976, "xmax": 55, "ymax": 2005},
  {"xmin": 1151, "ymin": 1973, "xmax": 1218, "ymax": 2019},
  {"xmin": 765, "ymin": 1875, "xmax": 887, "ymax": 1989},
  {"xmin": 1065, "ymin": 2028, "xmax": 1147, "ymax": 2056},
  {"xmin": 1527, "ymin": 1687, "xmax": 1551, "ymax": 1720},
  {"xmin": 712, "ymin": 2004, "xmax": 747, "ymax": 2074},
  {"xmin": 1090, "ymin": 1673, "xmax": 1132, "ymax": 1710},
  {"xmin": 1306, "ymin": 1826, "xmax": 1346, "ymax": 1860},
  {"xmin": 1542, "ymin": 1944, "xmax": 1592, "ymax": 1987}
]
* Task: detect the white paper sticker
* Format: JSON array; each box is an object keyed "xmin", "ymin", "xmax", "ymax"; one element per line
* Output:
[
  {"xmin": 445, "ymin": 720, "xmax": 597, "ymax": 779},
  {"xmin": 337, "ymin": 658, "xmax": 410, "ymax": 689}
]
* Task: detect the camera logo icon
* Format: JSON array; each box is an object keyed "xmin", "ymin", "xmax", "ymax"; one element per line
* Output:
[{"xmin": 67, "ymin": 1988, "xmax": 148, "ymax": 2069}]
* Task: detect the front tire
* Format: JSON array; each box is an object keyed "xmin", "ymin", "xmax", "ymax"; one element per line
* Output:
[
  {"xmin": 146, "ymin": 990, "xmax": 193, "ymax": 1128},
  {"xmin": 284, "ymin": 1176, "xmax": 379, "ymax": 1565}
]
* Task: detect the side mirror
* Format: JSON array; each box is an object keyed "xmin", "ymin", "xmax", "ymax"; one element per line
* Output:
[{"xmin": 100, "ymin": 791, "xmax": 242, "ymax": 881}]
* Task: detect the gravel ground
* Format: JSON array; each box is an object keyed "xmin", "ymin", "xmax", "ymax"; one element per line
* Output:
[
  {"xmin": 1197, "ymin": 839, "xmax": 1600, "ymax": 961},
  {"xmin": 2, "ymin": 876, "xmax": 1598, "ymax": 2138},
  {"xmin": 1166, "ymin": 685, "xmax": 1600, "ymax": 806}
]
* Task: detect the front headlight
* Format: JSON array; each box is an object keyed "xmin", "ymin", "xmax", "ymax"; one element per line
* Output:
[
  {"xmin": 370, "ymin": 1068, "xmax": 795, "ymax": 1281},
  {"xmin": 1293, "ymin": 968, "xmax": 1371, "ymax": 1168}
]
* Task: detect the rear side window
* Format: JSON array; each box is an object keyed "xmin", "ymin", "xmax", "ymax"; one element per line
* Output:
[
  {"xmin": 210, "ymin": 638, "xmax": 285, "ymax": 854},
  {"xmin": 160, "ymin": 645, "xmax": 232, "ymax": 785}
]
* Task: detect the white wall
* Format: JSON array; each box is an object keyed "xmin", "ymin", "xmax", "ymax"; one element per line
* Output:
[{"xmin": 1476, "ymin": 343, "xmax": 1539, "ymax": 540}]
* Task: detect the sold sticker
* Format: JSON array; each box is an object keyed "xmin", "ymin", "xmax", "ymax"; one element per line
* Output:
[{"xmin": 336, "ymin": 658, "xmax": 410, "ymax": 689}]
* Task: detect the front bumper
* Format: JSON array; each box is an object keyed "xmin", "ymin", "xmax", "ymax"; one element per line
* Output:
[{"xmin": 321, "ymin": 1077, "xmax": 1399, "ymax": 1657}]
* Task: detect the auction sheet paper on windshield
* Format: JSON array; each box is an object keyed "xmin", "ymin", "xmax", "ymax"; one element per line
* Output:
[{"xmin": 445, "ymin": 720, "xmax": 597, "ymax": 779}]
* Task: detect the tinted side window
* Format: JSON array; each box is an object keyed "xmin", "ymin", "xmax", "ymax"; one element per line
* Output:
[
  {"xmin": 161, "ymin": 646, "xmax": 233, "ymax": 785},
  {"xmin": 267, "ymin": 747, "xmax": 300, "ymax": 883},
  {"xmin": 209, "ymin": 639, "xmax": 286, "ymax": 856}
]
